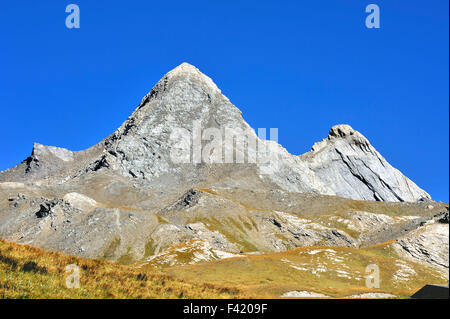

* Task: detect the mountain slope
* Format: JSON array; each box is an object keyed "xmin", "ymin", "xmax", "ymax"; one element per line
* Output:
[
  {"xmin": 158, "ymin": 241, "xmax": 447, "ymax": 298},
  {"xmin": 303, "ymin": 124, "xmax": 430, "ymax": 201},
  {"xmin": 0, "ymin": 239, "xmax": 245, "ymax": 298},
  {"xmin": 0, "ymin": 63, "xmax": 443, "ymax": 277}
]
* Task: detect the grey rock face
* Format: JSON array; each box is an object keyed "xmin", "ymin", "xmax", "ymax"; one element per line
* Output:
[
  {"xmin": 35, "ymin": 202, "xmax": 55, "ymax": 218},
  {"xmin": 282, "ymin": 290, "xmax": 330, "ymax": 298},
  {"xmin": 393, "ymin": 222, "xmax": 449, "ymax": 275},
  {"xmin": 103, "ymin": 63, "xmax": 251, "ymax": 180},
  {"xmin": 302, "ymin": 124, "xmax": 431, "ymax": 202},
  {"xmin": 0, "ymin": 63, "xmax": 430, "ymax": 203},
  {"xmin": 0, "ymin": 62, "xmax": 443, "ymax": 268},
  {"xmin": 434, "ymin": 208, "xmax": 449, "ymax": 224},
  {"xmin": 0, "ymin": 142, "xmax": 104, "ymax": 185}
]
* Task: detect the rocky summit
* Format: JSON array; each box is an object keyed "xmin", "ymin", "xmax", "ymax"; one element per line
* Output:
[{"xmin": 0, "ymin": 63, "xmax": 447, "ymax": 298}]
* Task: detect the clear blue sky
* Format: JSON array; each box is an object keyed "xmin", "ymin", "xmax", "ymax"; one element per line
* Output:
[{"xmin": 1, "ymin": 1, "xmax": 448, "ymax": 202}]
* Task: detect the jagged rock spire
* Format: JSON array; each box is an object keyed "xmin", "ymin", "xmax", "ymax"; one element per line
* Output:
[{"xmin": 307, "ymin": 124, "xmax": 431, "ymax": 202}]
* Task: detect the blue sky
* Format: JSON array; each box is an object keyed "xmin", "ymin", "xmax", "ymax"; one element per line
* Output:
[{"xmin": 1, "ymin": 1, "xmax": 448, "ymax": 202}]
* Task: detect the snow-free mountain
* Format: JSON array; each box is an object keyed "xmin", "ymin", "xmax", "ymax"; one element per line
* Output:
[{"xmin": 0, "ymin": 64, "xmax": 447, "ymax": 297}]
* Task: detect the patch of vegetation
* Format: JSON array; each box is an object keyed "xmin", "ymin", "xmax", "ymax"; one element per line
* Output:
[
  {"xmin": 103, "ymin": 237, "xmax": 121, "ymax": 259},
  {"xmin": 247, "ymin": 215, "xmax": 259, "ymax": 231},
  {"xmin": 21, "ymin": 261, "xmax": 47, "ymax": 274},
  {"xmin": 238, "ymin": 216, "xmax": 254, "ymax": 232},
  {"xmin": 236, "ymin": 236, "xmax": 259, "ymax": 252},
  {"xmin": 197, "ymin": 188, "xmax": 218, "ymax": 195},
  {"xmin": 0, "ymin": 239, "xmax": 247, "ymax": 299},
  {"xmin": 172, "ymin": 243, "xmax": 200, "ymax": 265},
  {"xmin": 164, "ymin": 243, "xmax": 448, "ymax": 298},
  {"xmin": 117, "ymin": 247, "xmax": 135, "ymax": 265},
  {"xmin": 317, "ymin": 214, "xmax": 361, "ymax": 239},
  {"xmin": 274, "ymin": 233, "xmax": 290, "ymax": 243},
  {"xmin": 199, "ymin": 217, "xmax": 259, "ymax": 253},
  {"xmin": 156, "ymin": 214, "xmax": 169, "ymax": 224},
  {"xmin": 227, "ymin": 217, "xmax": 246, "ymax": 234},
  {"xmin": 144, "ymin": 239, "xmax": 156, "ymax": 258}
]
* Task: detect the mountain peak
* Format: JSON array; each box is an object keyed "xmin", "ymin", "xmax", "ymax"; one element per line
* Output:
[
  {"xmin": 328, "ymin": 124, "xmax": 356, "ymax": 138},
  {"xmin": 166, "ymin": 62, "xmax": 221, "ymax": 94},
  {"xmin": 135, "ymin": 63, "xmax": 223, "ymax": 112},
  {"xmin": 311, "ymin": 124, "xmax": 366, "ymax": 153},
  {"xmin": 0, "ymin": 66, "xmax": 431, "ymax": 203},
  {"xmin": 168, "ymin": 62, "xmax": 200, "ymax": 75}
]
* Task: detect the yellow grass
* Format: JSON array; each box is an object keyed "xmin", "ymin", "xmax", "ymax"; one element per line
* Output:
[
  {"xmin": 2, "ymin": 238, "xmax": 447, "ymax": 299},
  {"xmin": 160, "ymin": 244, "xmax": 448, "ymax": 298},
  {"xmin": 0, "ymin": 239, "xmax": 248, "ymax": 299}
]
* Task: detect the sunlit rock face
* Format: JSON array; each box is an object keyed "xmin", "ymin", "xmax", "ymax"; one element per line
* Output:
[
  {"xmin": 0, "ymin": 63, "xmax": 439, "ymax": 269},
  {"xmin": 304, "ymin": 124, "xmax": 431, "ymax": 202}
]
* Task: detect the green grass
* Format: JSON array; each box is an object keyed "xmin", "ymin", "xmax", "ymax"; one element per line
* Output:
[
  {"xmin": 144, "ymin": 239, "xmax": 156, "ymax": 258},
  {"xmin": 102, "ymin": 237, "xmax": 121, "ymax": 259},
  {"xmin": 188, "ymin": 216, "xmax": 260, "ymax": 253}
]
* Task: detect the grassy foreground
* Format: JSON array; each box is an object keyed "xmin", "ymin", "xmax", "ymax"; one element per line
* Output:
[
  {"xmin": 0, "ymin": 239, "xmax": 246, "ymax": 299},
  {"xmin": 159, "ymin": 242, "xmax": 448, "ymax": 298},
  {"xmin": 1, "ymin": 239, "xmax": 447, "ymax": 299}
]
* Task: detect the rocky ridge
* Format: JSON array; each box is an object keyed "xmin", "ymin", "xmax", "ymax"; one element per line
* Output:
[
  {"xmin": 1, "ymin": 63, "xmax": 430, "ymax": 202},
  {"xmin": 0, "ymin": 63, "xmax": 447, "ymax": 289}
]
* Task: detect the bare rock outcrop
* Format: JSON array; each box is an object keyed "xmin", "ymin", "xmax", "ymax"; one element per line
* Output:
[
  {"xmin": 393, "ymin": 222, "xmax": 449, "ymax": 275},
  {"xmin": 303, "ymin": 124, "xmax": 431, "ymax": 202},
  {"xmin": 0, "ymin": 63, "xmax": 430, "ymax": 203},
  {"xmin": 0, "ymin": 63, "xmax": 442, "ymax": 265}
]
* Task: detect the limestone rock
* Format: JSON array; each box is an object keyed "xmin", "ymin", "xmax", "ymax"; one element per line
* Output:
[
  {"xmin": 392, "ymin": 222, "xmax": 449, "ymax": 275},
  {"xmin": 434, "ymin": 208, "xmax": 449, "ymax": 224},
  {"xmin": 282, "ymin": 291, "xmax": 329, "ymax": 298},
  {"xmin": 0, "ymin": 63, "xmax": 430, "ymax": 203},
  {"xmin": 346, "ymin": 293, "xmax": 397, "ymax": 299},
  {"xmin": 0, "ymin": 63, "xmax": 443, "ymax": 266},
  {"xmin": 303, "ymin": 124, "xmax": 431, "ymax": 202},
  {"xmin": 63, "ymin": 192, "xmax": 98, "ymax": 212}
]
